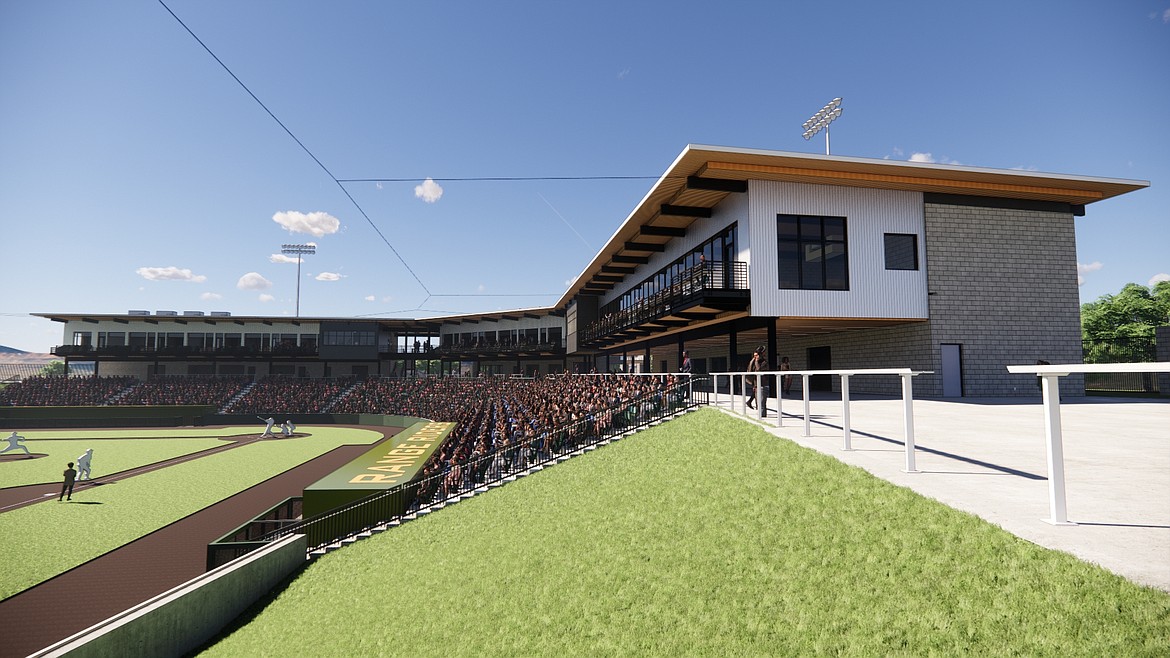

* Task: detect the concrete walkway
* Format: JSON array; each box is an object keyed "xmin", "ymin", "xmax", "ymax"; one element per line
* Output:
[{"xmin": 713, "ymin": 393, "xmax": 1170, "ymax": 593}]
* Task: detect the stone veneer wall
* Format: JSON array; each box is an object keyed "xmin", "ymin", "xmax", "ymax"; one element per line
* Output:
[
  {"xmin": 775, "ymin": 201, "xmax": 1085, "ymax": 398},
  {"xmin": 922, "ymin": 202, "xmax": 1084, "ymax": 397}
]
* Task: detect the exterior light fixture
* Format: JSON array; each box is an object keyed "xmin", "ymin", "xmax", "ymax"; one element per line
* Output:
[
  {"xmin": 802, "ymin": 97, "xmax": 843, "ymax": 155},
  {"xmin": 281, "ymin": 243, "xmax": 316, "ymax": 317}
]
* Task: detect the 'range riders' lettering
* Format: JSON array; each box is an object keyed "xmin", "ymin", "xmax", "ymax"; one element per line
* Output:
[{"xmin": 349, "ymin": 422, "xmax": 453, "ymax": 484}]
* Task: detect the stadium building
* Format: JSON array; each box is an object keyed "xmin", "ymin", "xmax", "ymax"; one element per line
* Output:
[{"xmin": 36, "ymin": 145, "xmax": 1147, "ymax": 397}]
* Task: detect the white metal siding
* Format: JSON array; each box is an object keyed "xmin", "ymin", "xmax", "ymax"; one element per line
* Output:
[{"xmin": 748, "ymin": 180, "xmax": 927, "ymax": 319}]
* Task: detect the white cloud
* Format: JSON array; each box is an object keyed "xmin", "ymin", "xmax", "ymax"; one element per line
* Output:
[
  {"xmin": 364, "ymin": 295, "xmax": 376, "ymax": 302},
  {"xmin": 1077, "ymin": 261, "xmax": 1103, "ymax": 286},
  {"xmin": 258, "ymin": 294, "xmax": 275, "ymax": 303},
  {"xmin": 136, "ymin": 266, "xmax": 207, "ymax": 283},
  {"xmin": 200, "ymin": 292, "xmax": 222, "ymax": 301},
  {"xmin": 315, "ymin": 272, "xmax": 343, "ymax": 282},
  {"xmin": 617, "ymin": 68, "xmax": 630, "ymax": 79},
  {"xmin": 1149, "ymin": 273, "xmax": 1170, "ymax": 286},
  {"xmin": 1163, "ymin": 8, "xmax": 1170, "ymax": 22},
  {"xmin": 414, "ymin": 178, "xmax": 444, "ymax": 203},
  {"xmin": 236, "ymin": 272, "xmax": 273, "ymax": 291},
  {"xmin": 272, "ymin": 211, "xmax": 340, "ymax": 237},
  {"xmin": 269, "ymin": 253, "xmax": 301, "ymax": 264},
  {"xmin": 477, "ymin": 283, "xmax": 486, "ymax": 292},
  {"xmin": 908, "ymin": 152, "xmax": 961, "ymax": 165}
]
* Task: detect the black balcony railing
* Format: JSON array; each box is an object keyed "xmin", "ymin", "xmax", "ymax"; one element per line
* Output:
[
  {"xmin": 582, "ymin": 261, "xmax": 748, "ymax": 344},
  {"xmin": 434, "ymin": 341, "xmax": 565, "ymax": 357},
  {"xmin": 251, "ymin": 376, "xmax": 709, "ymax": 553},
  {"xmin": 52, "ymin": 344, "xmax": 320, "ymax": 358}
]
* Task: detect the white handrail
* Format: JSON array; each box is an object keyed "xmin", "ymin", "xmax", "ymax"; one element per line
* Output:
[
  {"xmin": 711, "ymin": 368, "xmax": 930, "ymax": 471},
  {"xmin": 1006, "ymin": 362, "xmax": 1170, "ymax": 525}
]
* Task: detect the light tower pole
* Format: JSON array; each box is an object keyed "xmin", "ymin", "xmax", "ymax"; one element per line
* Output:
[
  {"xmin": 281, "ymin": 243, "xmax": 316, "ymax": 317},
  {"xmin": 802, "ymin": 97, "xmax": 843, "ymax": 155}
]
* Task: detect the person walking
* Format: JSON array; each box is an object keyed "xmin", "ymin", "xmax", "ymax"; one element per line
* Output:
[
  {"xmin": 746, "ymin": 349, "xmax": 761, "ymax": 409},
  {"xmin": 780, "ymin": 356, "xmax": 793, "ymax": 396},
  {"xmin": 60, "ymin": 462, "xmax": 77, "ymax": 501}
]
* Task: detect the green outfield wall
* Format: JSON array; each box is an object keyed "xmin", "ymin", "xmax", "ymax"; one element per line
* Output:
[{"xmin": 0, "ymin": 405, "xmax": 214, "ymax": 429}]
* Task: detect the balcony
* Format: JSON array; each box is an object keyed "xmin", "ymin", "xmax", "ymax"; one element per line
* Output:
[
  {"xmin": 51, "ymin": 344, "xmax": 320, "ymax": 359},
  {"xmin": 434, "ymin": 341, "xmax": 566, "ymax": 359},
  {"xmin": 581, "ymin": 261, "xmax": 749, "ymax": 348}
]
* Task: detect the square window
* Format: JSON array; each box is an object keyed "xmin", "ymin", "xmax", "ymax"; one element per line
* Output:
[{"xmin": 884, "ymin": 233, "xmax": 918, "ymax": 270}]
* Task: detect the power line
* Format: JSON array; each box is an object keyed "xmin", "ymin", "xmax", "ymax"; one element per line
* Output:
[
  {"xmin": 338, "ymin": 175, "xmax": 662, "ymax": 183},
  {"xmin": 158, "ymin": 0, "xmax": 431, "ymax": 295}
]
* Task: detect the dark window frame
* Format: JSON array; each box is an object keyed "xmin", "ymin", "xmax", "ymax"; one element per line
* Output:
[
  {"xmin": 777, "ymin": 214, "xmax": 849, "ymax": 290},
  {"xmin": 883, "ymin": 233, "xmax": 919, "ymax": 271}
]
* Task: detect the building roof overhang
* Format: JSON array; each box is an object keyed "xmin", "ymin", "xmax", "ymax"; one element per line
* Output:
[
  {"xmin": 558, "ymin": 144, "xmax": 1149, "ymax": 307},
  {"xmin": 31, "ymin": 313, "xmax": 444, "ymax": 333}
]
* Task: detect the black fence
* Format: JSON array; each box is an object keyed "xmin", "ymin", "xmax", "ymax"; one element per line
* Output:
[
  {"xmin": 1083, "ymin": 336, "xmax": 1156, "ymax": 364},
  {"xmin": 1083, "ymin": 337, "xmax": 1161, "ymax": 394},
  {"xmin": 256, "ymin": 377, "xmax": 709, "ymax": 554},
  {"xmin": 207, "ymin": 497, "xmax": 304, "ymax": 570}
]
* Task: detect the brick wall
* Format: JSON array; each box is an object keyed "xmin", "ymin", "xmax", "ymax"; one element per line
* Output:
[{"xmin": 922, "ymin": 202, "xmax": 1084, "ymax": 397}]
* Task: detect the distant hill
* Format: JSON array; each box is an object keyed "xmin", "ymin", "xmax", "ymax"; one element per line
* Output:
[{"xmin": 0, "ymin": 347, "xmax": 56, "ymax": 363}]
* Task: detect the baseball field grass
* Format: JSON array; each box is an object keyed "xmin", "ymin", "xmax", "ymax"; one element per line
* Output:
[
  {"xmin": 0, "ymin": 427, "xmax": 247, "ymax": 488},
  {"xmin": 200, "ymin": 408, "xmax": 1170, "ymax": 657},
  {"xmin": 0, "ymin": 426, "xmax": 385, "ymax": 600}
]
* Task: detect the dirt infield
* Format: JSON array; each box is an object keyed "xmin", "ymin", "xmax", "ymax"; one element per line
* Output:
[{"xmin": 0, "ymin": 426, "xmax": 401, "ymax": 658}]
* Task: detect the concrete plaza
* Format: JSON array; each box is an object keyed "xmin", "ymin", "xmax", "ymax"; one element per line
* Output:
[{"xmin": 714, "ymin": 392, "xmax": 1170, "ymax": 593}]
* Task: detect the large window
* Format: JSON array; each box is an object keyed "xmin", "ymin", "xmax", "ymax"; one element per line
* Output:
[
  {"xmin": 614, "ymin": 223, "xmax": 739, "ymax": 313},
  {"xmin": 777, "ymin": 214, "xmax": 848, "ymax": 290}
]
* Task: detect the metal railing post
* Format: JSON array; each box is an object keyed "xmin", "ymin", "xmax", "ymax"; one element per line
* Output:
[
  {"xmin": 776, "ymin": 376, "xmax": 783, "ymax": 428},
  {"xmin": 900, "ymin": 373, "xmax": 919, "ymax": 473},
  {"xmin": 802, "ymin": 374, "xmax": 811, "ymax": 437},
  {"xmin": 757, "ymin": 375, "xmax": 765, "ymax": 420},
  {"xmin": 840, "ymin": 374, "xmax": 852, "ymax": 450},
  {"xmin": 1040, "ymin": 372, "xmax": 1074, "ymax": 525}
]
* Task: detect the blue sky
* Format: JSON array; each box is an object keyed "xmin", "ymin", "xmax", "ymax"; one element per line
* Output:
[{"xmin": 2, "ymin": 1, "xmax": 1167, "ymax": 353}]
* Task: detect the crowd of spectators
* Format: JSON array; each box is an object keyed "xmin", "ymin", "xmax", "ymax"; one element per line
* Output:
[
  {"xmin": 225, "ymin": 376, "xmax": 360, "ymax": 414},
  {"xmin": 0, "ymin": 375, "xmax": 138, "ymax": 406},
  {"xmin": 112, "ymin": 376, "xmax": 252, "ymax": 408},
  {"xmin": 333, "ymin": 374, "xmax": 689, "ymax": 505},
  {"xmin": 1, "ymin": 372, "xmax": 693, "ymax": 510}
]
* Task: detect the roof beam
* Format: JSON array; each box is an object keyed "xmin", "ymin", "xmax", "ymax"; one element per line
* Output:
[
  {"xmin": 602, "ymin": 264, "xmax": 638, "ymax": 272},
  {"xmin": 612, "ymin": 254, "xmax": 649, "ymax": 264},
  {"xmin": 592, "ymin": 274, "xmax": 625, "ymax": 282},
  {"xmin": 687, "ymin": 176, "xmax": 748, "ymax": 193},
  {"xmin": 638, "ymin": 225, "xmax": 686, "ymax": 238},
  {"xmin": 623, "ymin": 241, "xmax": 666, "ymax": 252},
  {"xmin": 660, "ymin": 204, "xmax": 712, "ymax": 218}
]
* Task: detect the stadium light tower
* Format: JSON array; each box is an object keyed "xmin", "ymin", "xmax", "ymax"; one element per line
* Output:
[
  {"xmin": 281, "ymin": 243, "xmax": 316, "ymax": 317},
  {"xmin": 802, "ymin": 97, "xmax": 843, "ymax": 155}
]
